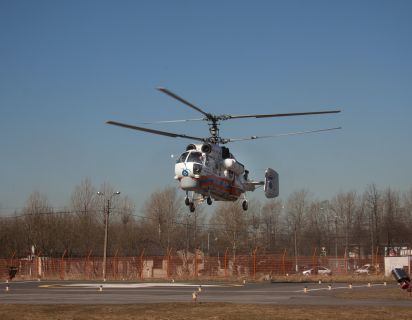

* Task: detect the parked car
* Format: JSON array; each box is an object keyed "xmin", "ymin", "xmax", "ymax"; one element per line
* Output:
[
  {"xmin": 302, "ymin": 266, "xmax": 332, "ymax": 276},
  {"xmin": 354, "ymin": 264, "xmax": 378, "ymax": 275}
]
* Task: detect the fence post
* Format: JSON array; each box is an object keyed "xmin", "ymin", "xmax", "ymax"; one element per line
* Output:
[
  {"xmin": 224, "ymin": 248, "xmax": 228, "ymax": 278},
  {"xmin": 35, "ymin": 251, "xmax": 42, "ymax": 280},
  {"xmin": 113, "ymin": 249, "xmax": 119, "ymax": 280},
  {"xmin": 166, "ymin": 248, "xmax": 172, "ymax": 279},
  {"xmin": 375, "ymin": 246, "xmax": 379, "ymax": 275},
  {"xmin": 139, "ymin": 248, "xmax": 145, "ymax": 280},
  {"xmin": 9, "ymin": 251, "xmax": 16, "ymax": 267},
  {"xmin": 312, "ymin": 247, "xmax": 317, "ymax": 267},
  {"xmin": 194, "ymin": 249, "xmax": 198, "ymax": 278},
  {"xmin": 272, "ymin": 253, "xmax": 276, "ymax": 275},
  {"xmin": 8, "ymin": 251, "xmax": 17, "ymax": 279},
  {"xmin": 344, "ymin": 248, "xmax": 348, "ymax": 274},
  {"xmin": 375, "ymin": 246, "xmax": 379, "ymax": 263},
  {"xmin": 60, "ymin": 250, "xmax": 67, "ymax": 280},
  {"xmin": 253, "ymin": 248, "xmax": 257, "ymax": 279},
  {"xmin": 86, "ymin": 250, "xmax": 92, "ymax": 280}
]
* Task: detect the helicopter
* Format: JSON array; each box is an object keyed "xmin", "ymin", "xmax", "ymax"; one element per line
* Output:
[{"xmin": 107, "ymin": 87, "xmax": 341, "ymax": 212}]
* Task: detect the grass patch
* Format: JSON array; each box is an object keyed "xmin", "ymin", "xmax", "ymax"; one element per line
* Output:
[
  {"xmin": 1, "ymin": 303, "xmax": 412, "ymax": 320},
  {"xmin": 335, "ymin": 286, "xmax": 412, "ymax": 300},
  {"xmin": 269, "ymin": 274, "xmax": 391, "ymax": 284}
]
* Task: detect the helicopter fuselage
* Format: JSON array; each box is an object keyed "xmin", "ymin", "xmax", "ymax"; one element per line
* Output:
[
  {"xmin": 174, "ymin": 143, "xmax": 254, "ymax": 202},
  {"xmin": 106, "ymin": 86, "xmax": 339, "ymax": 212}
]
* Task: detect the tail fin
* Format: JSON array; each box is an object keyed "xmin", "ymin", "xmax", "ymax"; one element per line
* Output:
[{"xmin": 264, "ymin": 168, "xmax": 279, "ymax": 198}]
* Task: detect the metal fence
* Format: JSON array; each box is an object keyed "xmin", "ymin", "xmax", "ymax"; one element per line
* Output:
[{"xmin": 0, "ymin": 252, "xmax": 384, "ymax": 281}]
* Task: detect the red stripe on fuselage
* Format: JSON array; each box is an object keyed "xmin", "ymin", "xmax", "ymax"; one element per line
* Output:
[{"xmin": 198, "ymin": 175, "xmax": 243, "ymax": 198}]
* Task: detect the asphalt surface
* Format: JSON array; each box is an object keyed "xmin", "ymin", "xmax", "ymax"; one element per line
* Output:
[{"xmin": 0, "ymin": 280, "xmax": 411, "ymax": 306}]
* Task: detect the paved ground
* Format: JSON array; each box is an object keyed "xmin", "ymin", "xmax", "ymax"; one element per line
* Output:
[{"xmin": 0, "ymin": 280, "xmax": 410, "ymax": 306}]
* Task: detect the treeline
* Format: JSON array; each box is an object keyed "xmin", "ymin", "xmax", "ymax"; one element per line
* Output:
[{"xmin": 0, "ymin": 178, "xmax": 411, "ymax": 259}]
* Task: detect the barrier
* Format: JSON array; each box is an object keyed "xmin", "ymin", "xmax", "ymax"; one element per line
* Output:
[{"xmin": 0, "ymin": 253, "xmax": 385, "ymax": 281}]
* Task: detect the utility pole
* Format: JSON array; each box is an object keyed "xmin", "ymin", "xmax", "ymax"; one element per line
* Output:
[
  {"xmin": 98, "ymin": 191, "xmax": 120, "ymax": 281},
  {"xmin": 294, "ymin": 224, "xmax": 298, "ymax": 272},
  {"xmin": 207, "ymin": 232, "xmax": 210, "ymax": 256},
  {"xmin": 103, "ymin": 199, "xmax": 109, "ymax": 281},
  {"xmin": 335, "ymin": 215, "xmax": 338, "ymax": 268}
]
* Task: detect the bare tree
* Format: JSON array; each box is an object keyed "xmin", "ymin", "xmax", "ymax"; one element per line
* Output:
[
  {"xmin": 246, "ymin": 199, "xmax": 261, "ymax": 251},
  {"xmin": 285, "ymin": 189, "xmax": 310, "ymax": 268},
  {"xmin": 70, "ymin": 178, "xmax": 100, "ymax": 256},
  {"xmin": 22, "ymin": 191, "xmax": 54, "ymax": 256},
  {"xmin": 210, "ymin": 201, "xmax": 248, "ymax": 259},
  {"xmin": 0, "ymin": 215, "xmax": 24, "ymax": 258},
  {"xmin": 303, "ymin": 200, "xmax": 329, "ymax": 255},
  {"xmin": 330, "ymin": 191, "xmax": 357, "ymax": 256},
  {"xmin": 382, "ymin": 188, "xmax": 403, "ymax": 254},
  {"xmin": 261, "ymin": 199, "xmax": 283, "ymax": 253},
  {"xmin": 402, "ymin": 188, "xmax": 412, "ymax": 246},
  {"xmin": 142, "ymin": 186, "xmax": 183, "ymax": 252},
  {"xmin": 111, "ymin": 195, "xmax": 137, "ymax": 256},
  {"xmin": 364, "ymin": 184, "xmax": 381, "ymax": 256}
]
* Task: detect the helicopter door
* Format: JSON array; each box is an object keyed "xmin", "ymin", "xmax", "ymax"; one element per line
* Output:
[{"xmin": 264, "ymin": 168, "xmax": 279, "ymax": 198}]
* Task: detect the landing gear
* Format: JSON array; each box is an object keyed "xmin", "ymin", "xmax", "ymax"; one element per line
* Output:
[
  {"xmin": 206, "ymin": 196, "xmax": 212, "ymax": 205},
  {"xmin": 242, "ymin": 200, "xmax": 248, "ymax": 211},
  {"xmin": 185, "ymin": 192, "xmax": 196, "ymax": 212}
]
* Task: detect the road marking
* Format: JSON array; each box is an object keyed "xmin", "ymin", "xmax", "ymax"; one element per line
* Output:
[
  {"xmin": 297, "ymin": 283, "xmax": 387, "ymax": 292},
  {"xmin": 40, "ymin": 283, "xmax": 242, "ymax": 289}
]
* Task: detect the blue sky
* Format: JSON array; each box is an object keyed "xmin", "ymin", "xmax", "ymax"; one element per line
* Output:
[{"xmin": 1, "ymin": 0, "xmax": 411, "ymax": 213}]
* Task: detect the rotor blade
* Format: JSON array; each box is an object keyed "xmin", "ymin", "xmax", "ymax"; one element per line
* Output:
[
  {"xmin": 224, "ymin": 110, "xmax": 341, "ymax": 120},
  {"xmin": 138, "ymin": 118, "xmax": 205, "ymax": 125},
  {"xmin": 106, "ymin": 121, "xmax": 205, "ymax": 142},
  {"xmin": 224, "ymin": 127, "xmax": 342, "ymax": 143},
  {"xmin": 157, "ymin": 87, "xmax": 211, "ymax": 118}
]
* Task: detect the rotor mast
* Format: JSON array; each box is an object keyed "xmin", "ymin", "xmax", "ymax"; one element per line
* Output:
[{"xmin": 207, "ymin": 117, "xmax": 220, "ymax": 144}]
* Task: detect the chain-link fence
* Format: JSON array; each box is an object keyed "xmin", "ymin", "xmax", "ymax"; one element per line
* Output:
[{"xmin": 0, "ymin": 252, "xmax": 384, "ymax": 281}]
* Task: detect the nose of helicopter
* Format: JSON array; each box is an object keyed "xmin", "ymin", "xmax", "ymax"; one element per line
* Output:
[
  {"xmin": 180, "ymin": 176, "xmax": 199, "ymax": 191},
  {"xmin": 175, "ymin": 162, "xmax": 202, "ymax": 178}
]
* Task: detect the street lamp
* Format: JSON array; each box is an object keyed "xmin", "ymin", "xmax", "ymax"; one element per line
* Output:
[
  {"xmin": 294, "ymin": 224, "xmax": 298, "ymax": 272},
  {"xmin": 97, "ymin": 191, "xmax": 120, "ymax": 281}
]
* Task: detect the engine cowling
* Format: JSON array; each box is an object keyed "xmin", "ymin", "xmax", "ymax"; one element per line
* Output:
[
  {"xmin": 201, "ymin": 143, "xmax": 212, "ymax": 154},
  {"xmin": 186, "ymin": 144, "xmax": 197, "ymax": 151},
  {"xmin": 264, "ymin": 168, "xmax": 279, "ymax": 198},
  {"xmin": 223, "ymin": 158, "xmax": 245, "ymax": 175}
]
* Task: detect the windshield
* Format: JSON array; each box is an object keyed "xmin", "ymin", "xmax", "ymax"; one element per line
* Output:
[
  {"xmin": 176, "ymin": 152, "xmax": 189, "ymax": 164},
  {"xmin": 187, "ymin": 151, "xmax": 203, "ymax": 163}
]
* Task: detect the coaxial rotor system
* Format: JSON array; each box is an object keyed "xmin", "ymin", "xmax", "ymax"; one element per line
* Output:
[{"xmin": 107, "ymin": 87, "xmax": 341, "ymax": 144}]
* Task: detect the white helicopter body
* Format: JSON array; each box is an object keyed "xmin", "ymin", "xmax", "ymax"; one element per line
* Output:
[
  {"xmin": 107, "ymin": 87, "xmax": 340, "ymax": 212},
  {"xmin": 173, "ymin": 142, "xmax": 278, "ymax": 210}
]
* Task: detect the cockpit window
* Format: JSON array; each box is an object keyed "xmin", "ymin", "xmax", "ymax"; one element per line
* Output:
[
  {"xmin": 176, "ymin": 152, "xmax": 189, "ymax": 163},
  {"xmin": 187, "ymin": 151, "xmax": 203, "ymax": 163}
]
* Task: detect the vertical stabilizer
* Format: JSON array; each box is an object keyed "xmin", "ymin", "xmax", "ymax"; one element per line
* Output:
[{"xmin": 264, "ymin": 168, "xmax": 279, "ymax": 198}]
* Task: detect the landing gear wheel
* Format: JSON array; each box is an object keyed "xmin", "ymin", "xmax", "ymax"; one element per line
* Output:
[
  {"xmin": 207, "ymin": 197, "xmax": 212, "ymax": 205},
  {"xmin": 185, "ymin": 197, "xmax": 190, "ymax": 206},
  {"xmin": 242, "ymin": 200, "xmax": 248, "ymax": 211},
  {"xmin": 189, "ymin": 202, "xmax": 195, "ymax": 212}
]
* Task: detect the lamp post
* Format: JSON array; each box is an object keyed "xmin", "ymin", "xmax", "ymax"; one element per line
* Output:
[
  {"xmin": 335, "ymin": 215, "xmax": 338, "ymax": 260},
  {"xmin": 97, "ymin": 191, "xmax": 120, "ymax": 281},
  {"xmin": 294, "ymin": 224, "xmax": 298, "ymax": 272}
]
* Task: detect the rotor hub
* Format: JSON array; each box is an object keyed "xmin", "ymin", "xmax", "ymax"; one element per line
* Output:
[{"xmin": 208, "ymin": 120, "xmax": 220, "ymax": 144}]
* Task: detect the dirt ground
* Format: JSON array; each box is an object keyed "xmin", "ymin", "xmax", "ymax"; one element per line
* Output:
[
  {"xmin": 1, "ymin": 302, "xmax": 412, "ymax": 320},
  {"xmin": 1, "ymin": 280, "xmax": 410, "ymax": 320},
  {"xmin": 335, "ymin": 286, "xmax": 412, "ymax": 300}
]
